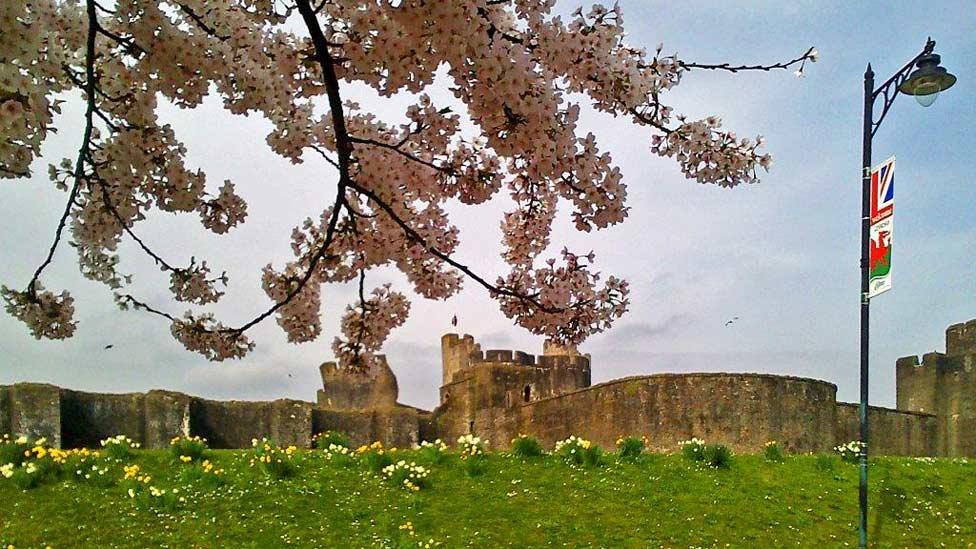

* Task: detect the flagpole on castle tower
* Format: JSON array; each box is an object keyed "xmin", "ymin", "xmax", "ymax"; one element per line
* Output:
[{"xmin": 857, "ymin": 38, "xmax": 955, "ymax": 549}]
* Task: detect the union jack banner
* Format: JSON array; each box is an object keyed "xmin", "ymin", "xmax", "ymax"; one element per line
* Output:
[
  {"xmin": 870, "ymin": 156, "xmax": 895, "ymax": 224},
  {"xmin": 868, "ymin": 156, "xmax": 895, "ymax": 298}
]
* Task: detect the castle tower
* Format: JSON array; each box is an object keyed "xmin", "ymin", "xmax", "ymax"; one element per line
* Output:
[
  {"xmin": 543, "ymin": 339, "xmax": 580, "ymax": 356},
  {"xmin": 317, "ymin": 356, "xmax": 399, "ymax": 410},
  {"xmin": 435, "ymin": 333, "xmax": 591, "ymax": 448},
  {"xmin": 441, "ymin": 333, "xmax": 481, "ymax": 386},
  {"xmin": 896, "ymin": 318, "xmax": 976, "ymax": 457}
]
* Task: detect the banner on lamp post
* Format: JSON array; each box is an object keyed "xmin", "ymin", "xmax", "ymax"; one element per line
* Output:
[{"xmin": 868, "ymin": 156, "xmax": 895, "ymax": 298}]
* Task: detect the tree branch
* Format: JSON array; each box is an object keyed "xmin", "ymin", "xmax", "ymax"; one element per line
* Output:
[
  {"xmin": 95, "ymin": 24, "xmax": 146, "ymax": 56},
  {"xmin": 222, "ymin": 0, "xmax": 355, "ymax": 335},
  {"xmin": 349, "ymin": 135, "xmax": 457, "ymax": 176},
  {"xmin": 679, "ymin": 47, "xmax": 816, "ymax": 73},
  {"xmin": 177, "ymin": 3, "xmax": 230, "ymax": 41},
  {"xmin": 344, "ymin": 179, "xmax": 566, "ymax": 314},
  {"xmin": 26, "ymin": 0, "xmax": 98, "ymax": 298},
  {"xmin": 115, "ymin": 293, "xmax": 177, "ymax": 322}
]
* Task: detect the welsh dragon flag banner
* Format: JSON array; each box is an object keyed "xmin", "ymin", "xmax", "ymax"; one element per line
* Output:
[{"xmin": 868, "ymin": 156, "xmax": 895, "ymax": 298}]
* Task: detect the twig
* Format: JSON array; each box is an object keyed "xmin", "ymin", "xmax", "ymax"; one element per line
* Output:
[{"xmin": 679, "ymin": 47, "xmax": 816, "ymax": 73}]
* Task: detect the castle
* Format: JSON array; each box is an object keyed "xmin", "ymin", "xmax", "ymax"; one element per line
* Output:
[{"xmin": 2, "ymin": 319, "xmax": 974, "ymax": 457}]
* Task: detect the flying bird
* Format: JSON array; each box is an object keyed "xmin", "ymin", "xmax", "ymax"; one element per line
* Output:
[
  {"xmin": 725, "ymin": 316, "xmax": 740, "ymax": 327},
  {"xmin": 451, "ymin": 315, "xmax": 458, "ymax": 327},
  {"xmin": 104, "ymin": 344, "xmax": 114, "ymax": 350}
]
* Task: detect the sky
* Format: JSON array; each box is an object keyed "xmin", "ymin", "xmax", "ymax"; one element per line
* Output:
[{"xmin": 1, "ymin": 1, "xmax": 974, "ymax": 412}]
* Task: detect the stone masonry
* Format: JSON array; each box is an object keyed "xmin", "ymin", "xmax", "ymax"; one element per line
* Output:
[
  {"xmin": 896, "ymin": 319, "xmax": 976, "ymax": 457},
  {"xmin": 2, "ymin": 319, "xmax": 974, "ymax": 456}
]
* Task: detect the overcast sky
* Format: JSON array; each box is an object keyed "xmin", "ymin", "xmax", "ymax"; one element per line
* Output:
[{"xmin": 1, "ymin": 1, "xmax": 974, "ymax": 411}]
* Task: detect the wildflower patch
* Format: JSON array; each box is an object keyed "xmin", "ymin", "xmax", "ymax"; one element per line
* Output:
[
  {"xmin": 555, "ymin": 436, "xmax": 602, "ymax": 468},
  {"xmin": 101, "ymin": 435, "xmax": 141, "ymax": 460},
  {"xmin": 250, "ymin": 437, "xmax": 300, "ymax": 479},
  {"xmin": 382, "ymin": 460, "xmax": 430, "ymax": 491},
  {"xmin": 170, "ymin": 435, "xmax": 209, "ymax": 463}
]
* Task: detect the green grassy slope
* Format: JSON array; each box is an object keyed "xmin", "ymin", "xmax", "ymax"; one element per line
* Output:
[{"xmin": 1, "ymin": 449, "xmax": 974, "ymax": 548}]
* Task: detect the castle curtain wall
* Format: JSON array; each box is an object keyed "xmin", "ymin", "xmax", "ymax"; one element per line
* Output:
[
  {"xmin": 834, "ymin": 403, "xmax": 936, "ymax": 456},
  {"xmin": 312, "ymin": 406, "xmax": 423, "ymax": 448},
  {"xmin": 4, "ymin": 383, "xmax": 62, "ymax": 447},
  {"xmin": 2, "ymin": 320, "xmax": 974, "ymax": 456},
  {"xmin": 513, "ymin": 374, "xmax": 839, "ymax": 453},
  {"xmin": 189, "ymin": 398, "xmax": 312, "ymax": 449},
  {"xmin": 60, "ymin": 390, "xmax": 146, "ymax": 448}
]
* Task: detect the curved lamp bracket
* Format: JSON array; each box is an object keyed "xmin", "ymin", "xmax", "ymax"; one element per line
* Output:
[{"xmin": 870, "ymin": 38, "xmax": 936, "ymax": 138}]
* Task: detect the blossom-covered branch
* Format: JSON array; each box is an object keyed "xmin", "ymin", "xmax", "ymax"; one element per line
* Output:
[{"xmin": 1, "ymin": 0, "xmax": 814, "ymax": 365}]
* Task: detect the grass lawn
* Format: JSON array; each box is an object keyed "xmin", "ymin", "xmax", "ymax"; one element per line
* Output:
[{"xmin": 1, "ymin": 442, "xmax": 974, "ymax": 548}]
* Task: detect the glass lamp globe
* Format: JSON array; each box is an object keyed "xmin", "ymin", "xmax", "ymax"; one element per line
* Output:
[{"xmin": 899, "ymin": 53, "xmax": 957, "ymax": 108}]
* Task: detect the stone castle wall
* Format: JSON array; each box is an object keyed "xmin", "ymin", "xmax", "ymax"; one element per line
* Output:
[
  {"xmin": 190, "ymin": 398, "xmax": 313, "ymax": 449},
  {"xmin": 432, "ymin": 322, "xmax": 976, "ymax": 457},
  {"xmin": 3, "ymin": 319, "xmax": 973, "ymax": 456},
  {"xmin": 512, "ymin": 374, "xmax": 839, "ymax": 454},
  {"xmin": 834, "ymin": 403, "xmax": 936, "ymax": 456},
  {"xmin": 60, "ymin": 389, "xmax": 192, "ymax": 449},
  {"xmin": 0, "ymin": 384, "xmax": 420, "ymax": 450}
]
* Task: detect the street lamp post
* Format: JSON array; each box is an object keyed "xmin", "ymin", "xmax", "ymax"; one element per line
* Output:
[{"xmin": 858, "ymin": 38, "xmax": 956, "ymax": 549}]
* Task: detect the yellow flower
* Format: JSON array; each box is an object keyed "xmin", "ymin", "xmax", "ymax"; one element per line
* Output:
[{"xmin": 179, "ymin": 455, "xmax": 192, "ymax": 463}]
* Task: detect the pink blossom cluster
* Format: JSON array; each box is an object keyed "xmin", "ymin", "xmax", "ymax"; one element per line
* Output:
[
  {"xmin": 1, "ymin": 283, "xmax": 77, "ymax": 340},
  {"xmin": 261, "ymin": 264, "xmax": 322, "ymax": 343},
  {"xmin": 169, "ymin": 311, "xmax": 254, "ymax": 362},
  {"xmin": 496, "ymin": 249, "xmax": 629, "ymax": 345},
  {"xmin": 651, "ymin": 117, "xmax": 772, "ymax": 187},
  {"xmin": 0, "ymin": 1, "xmax": 77, "ymax": 179},
  {"xmin": 332, "ymin": 284, "xmax": 410, "ymax": 370},
  {"xmin": 2, "ymin": 0, "xmax": 806, "ymax": 364},
  {"xmin": 170, "ymin": 259, "xmax": 226, "ymax": 305}
]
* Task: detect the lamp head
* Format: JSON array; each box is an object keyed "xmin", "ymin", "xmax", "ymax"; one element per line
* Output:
[{"xmin": 898, "ymin": 53, "xmax": 957, "ymax": 107}]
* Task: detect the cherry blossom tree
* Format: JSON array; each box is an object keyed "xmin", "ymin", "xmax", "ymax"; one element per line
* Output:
[{"xmin": 0, "ymin": 0, "xmax": 816, "ymax": 368}]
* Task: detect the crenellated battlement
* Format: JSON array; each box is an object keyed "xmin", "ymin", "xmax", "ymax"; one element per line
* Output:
[
  {"xmin": 946, "ymin": 319, "xmax": 976, "ymax": 357},
  {"xmin": 466, "ymin": 349, "xmax": 591, "ymax": 369},
  {"xmin": 896, "ymin": 318, "xmax": 976, "ymax": 457}
]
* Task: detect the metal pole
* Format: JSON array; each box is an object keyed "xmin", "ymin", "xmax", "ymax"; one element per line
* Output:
[{"xmin": 859, "ymin": 63, "xmax": 874, "ymax": 549}]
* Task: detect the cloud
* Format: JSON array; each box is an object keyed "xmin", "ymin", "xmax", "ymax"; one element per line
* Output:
[
  {"xmin": 182, "ymin": 361, "xmax": 300, "ymax": 401},
  {"xmin": 382, "ymin": 340, "xmax": 443, "ymax": 411},
  {"xmin": 590, "ymin": 314, "xmax": 694, "ymax": 350}
]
